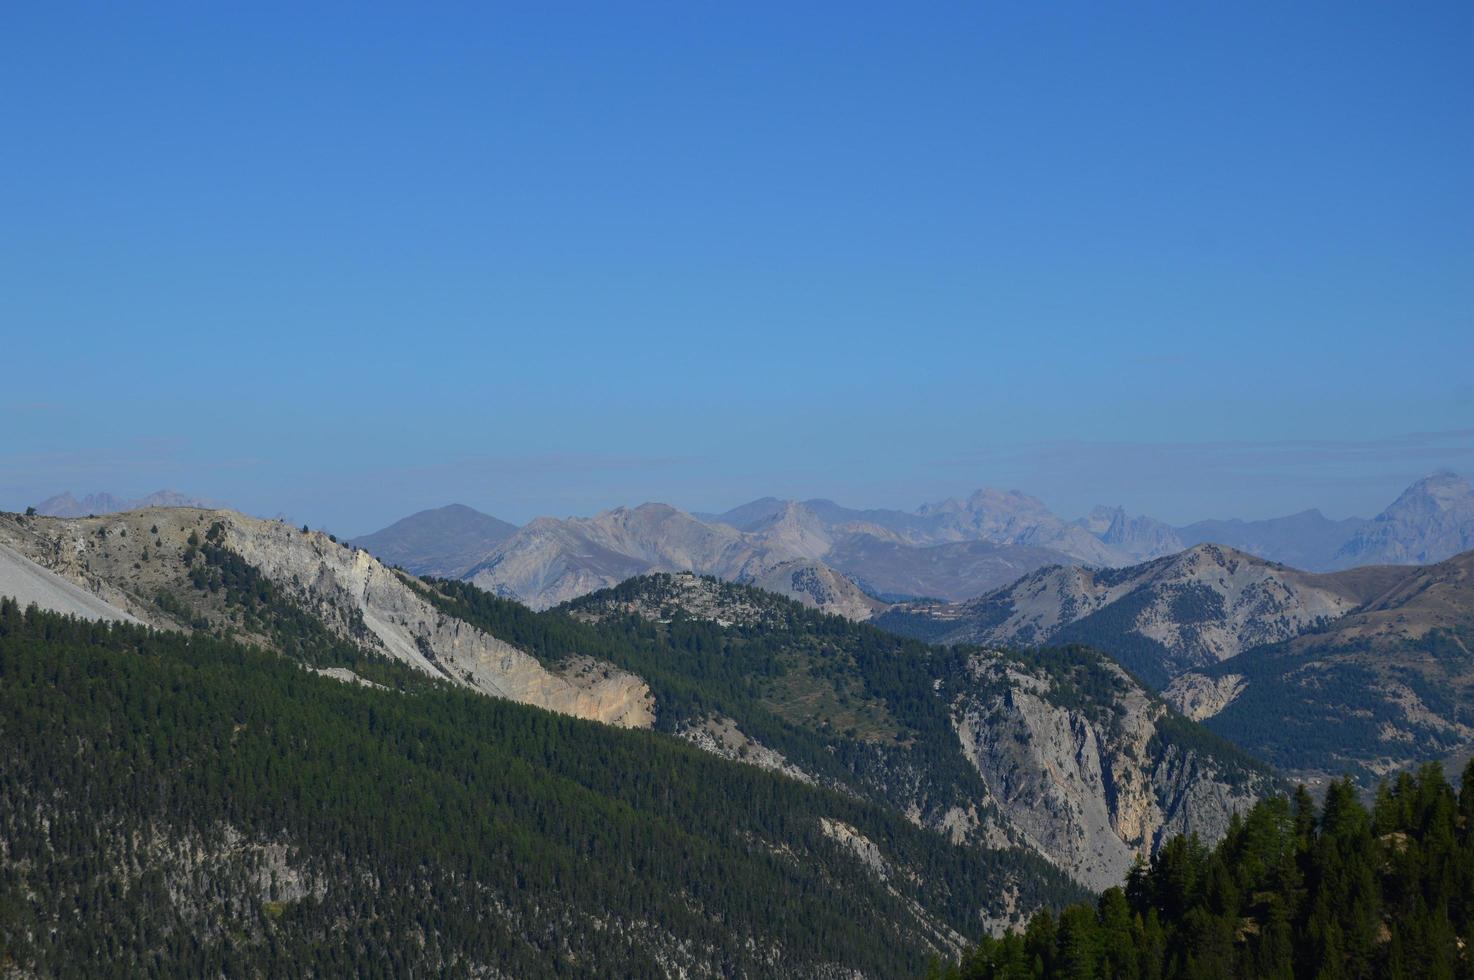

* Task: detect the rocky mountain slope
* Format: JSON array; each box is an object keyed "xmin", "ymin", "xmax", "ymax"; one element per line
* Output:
[
  {"xmin": 1332, "ymin": 471, "xmax": 1474, "ymax": 567},
  {"xmin": 0, "ymin": 541, "xmax": 138, "ymax": 623},
  {"xmin": 822, "ymin": 535, "xmax": 1075, "ymax": 602},
  {"xmin": 550, "ymin": 574, "xmax": 1276, "ymax": 890},
  {"xmin": 350, "ymin": 503, "xmax": 518, "ymax": 577},
  {"xmin": 462, "ymin": 502, "xmax": 880, "ymax": 617},
  {"xmin": 354, "ymin": 474, "xmax": 1467, "ymax": 621},
  {"xmin": 0, "ymin": 508, "xmax": 652, "ymax": 727},
  {"xmin": 1164, "ymin": 549, "xmax": 1474, "ymax": 783},
  {"xmin": 1170, "ymin": 472, "xmax": 1473, "ymax": 571},
  {"xmin": 950, "ymin": 648, "xmax": 1266, "ymax": 888},
  {"xmin": 877, "ymin": 544, "xmax": 1402, "ymax": 687},
  {"xmin": 1077, "ymin": 506, "xmax": 1184, "ymax": 562}
]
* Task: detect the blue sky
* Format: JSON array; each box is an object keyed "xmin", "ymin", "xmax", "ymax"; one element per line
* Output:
[{"xmin": 2, "ymin": 2, "xmax": 1471, "ymax": 533}]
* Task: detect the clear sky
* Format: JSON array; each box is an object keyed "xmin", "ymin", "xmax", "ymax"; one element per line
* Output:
[{"xmin": 2, "ymin": 2, "xmax": 1471, "ymax": 533}]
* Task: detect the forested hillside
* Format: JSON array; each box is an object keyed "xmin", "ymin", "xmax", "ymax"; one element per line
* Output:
[
  {"xmin": 931, "ymin": 762, "xmax": 1474, "ymax": 979},
  {"xmin": 426, "ymin": 573, "xmax": 1277, "ymax": 888},
  {"xmin": 0, "ymin": 600, "xmax": 1082, "ymax": 978}
]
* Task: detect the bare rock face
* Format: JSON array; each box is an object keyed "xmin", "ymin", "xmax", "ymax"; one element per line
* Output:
[
  {"xmin": 1163, "ymin": 673, "xmax": 1247, "ymax": 721},
  {"xmin": 1334, "ymin": 471, "xmax": 1474, "ymax": 568},
  {"xmin": 0, "ymin": 508, "xmax": 653, "ymax": 729},
  {"xmin": 950, "ymin": 651, "xmax": 1266, "ymax": 890},
  {"xmin": 679, "ymin": 716, "xmax": 816, "ymax": 785},
  {"xmin": 928, "ymin": 544, "xmax": 1377, "ymax": 684},
  {"xmin": 747, "ymin": 559, "xmax": 884, "ymax": 620},
  {"xmin": 918, "ymin": 489, "xmax": 1128, "ymax": 566},
  {"xmin": 221, "ymin": 515, "xmax": 655, "ymax": 728},
  {"xmin": 1080, "ymin": 506, "xmax": 1185, "ymax": 562}
]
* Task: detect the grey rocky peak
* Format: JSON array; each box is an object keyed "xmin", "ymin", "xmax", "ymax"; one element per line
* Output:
[
  {"xmin": 822, "ymin": 535, "xmax": 1076, "ymax": 602},
  {"xmin": 1080, "ymin": 506, "xmax": 1184, "ymax": 562},
  {"xmin": 1333, "ymin": 471, "xmax": 1474, "ymax": 567},
  {"xmin": 891, "ymin": 543, "xmax": 1397, "ymax": 687}
]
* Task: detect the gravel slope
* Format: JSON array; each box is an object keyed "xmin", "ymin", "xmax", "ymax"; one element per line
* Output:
[{"xmin": 0, "ymin": 541, "xmax": 137, "ymax": 623}]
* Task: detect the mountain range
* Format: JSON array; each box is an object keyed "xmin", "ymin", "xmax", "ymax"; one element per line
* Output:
[
  {"xmin": 4, "ymin": 492, "xmax": 1473, "ymax": 973},
  {"xmin": 33, "ymin": 489, "xmax": 222, "ymax": 517},
  {"xmin": 345, "ymin": 471, "xmax": 1474, "ymax": 615},
  {"xmin": 878, "ymin": 537, "xmax": 1474, "ymax": 785},
  {"xmin": 876, "ymin": 544, "xmax": 1405, "ymax": 686},
  {"xmin": 0, "ymin": 504, "xmax": 1272, "ymax": 895}
]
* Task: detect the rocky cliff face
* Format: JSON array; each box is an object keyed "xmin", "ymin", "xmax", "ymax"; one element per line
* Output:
[
  {"xmin": 568, "ymin": 573, "xmax": 1273, "ymax": 891},
  {"xmin": 950, "ymin": 651, "xmax": 1268, "ymax": 890},
  {"xmin": 1081, "ymin": 506, "xmax": 1185, "ymax": 562},
  {"xmin": 0, "ymin": 509, "xmax": 653, "ymax": 728},
  {"xmin": 1334, "ymin": 471, "xmax": 1474, "ymax": 568},
  {"xmin": 916, "ymin": 489, "xmax": 1127, "ymax": 565}
]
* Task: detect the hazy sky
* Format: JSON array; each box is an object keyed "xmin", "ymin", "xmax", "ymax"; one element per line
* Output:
[{"xmin": 3, "ymin": 3, "xmax": 1471, "ymax": 534}]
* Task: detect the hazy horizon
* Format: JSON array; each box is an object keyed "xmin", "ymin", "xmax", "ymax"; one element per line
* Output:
[
  {"xmin": 10, "ymin": 451, "xmax": 1471, "ymax": 538},
  {"xmin": 4, "ymin": 3, "xmax": 1471, "ymax": 535}
]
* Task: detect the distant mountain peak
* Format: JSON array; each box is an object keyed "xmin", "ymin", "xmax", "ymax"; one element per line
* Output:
[
  {"xmin": 33, "ymin": 490, "xmax": 219, "ymax": 518},
  {"xmin": 350, "ymin": 504, "xmax": 518, "ymax": 579},
  {"xmin": 1333, "ymin": 471, "xmax": 1473, "ymax": 567}
]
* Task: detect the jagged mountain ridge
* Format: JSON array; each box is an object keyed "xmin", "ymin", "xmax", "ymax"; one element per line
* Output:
[
  {"xmin": 1079, "ymin": 506, "xmax": 1185, "ymax": 562},
  {"xmin": 822, "ymin": 534, "xmax": 1076, "ymax": 603},
  {"xmin": 877, "ymin": 544, "xmax": 1404, "ymax": 687},
  {"xmin": 708, "ymin": 490, "xmax": 1149, "ymax": 564},
  {"xmin": 461, "ymin": 501, "xmax": 882, "ymax": 617},
  {"xmin": 355, "ymin": 473, "xmax": 1468, "ymax": 618},
  {"xmin": 463, "ymin": 490, "xmax": 1159, "ymax": 614},
  {"xmin": 34, "ymin": 489, "xmax": 223, "ymax": 517}
]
